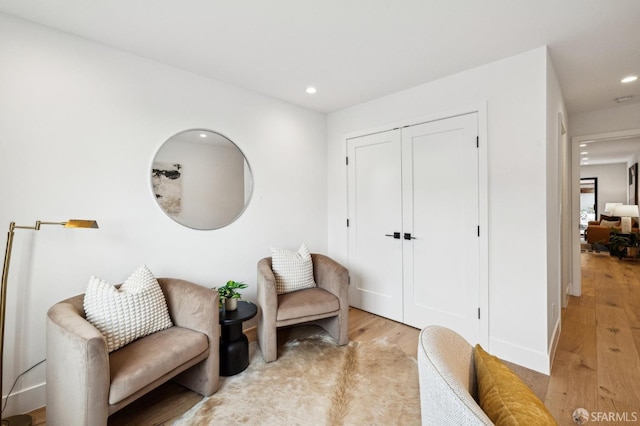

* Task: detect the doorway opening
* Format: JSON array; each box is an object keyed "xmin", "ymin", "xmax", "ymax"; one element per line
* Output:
[
  {"xmin": 571, "ymin": 127, "xmax": 640, "ymax": 296},
  {"xmin": 579, "ymin": 177, "xmax": 597, "ymax": 241}
]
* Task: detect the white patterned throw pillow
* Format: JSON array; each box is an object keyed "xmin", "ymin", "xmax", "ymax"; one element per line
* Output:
[
  {"xmin": 271, "ymin": 243, "xmax": 317, "ymax": 295},
  {"xmin": 84, "ymin": 265, "xmax": 173, "ymax": 352}
]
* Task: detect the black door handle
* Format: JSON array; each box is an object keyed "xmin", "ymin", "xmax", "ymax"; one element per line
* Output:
[
  {"xmin": 385, "ymin": 232, "xmax": 401, "ymax": 239},
  {"xmin": 404, "ymin": 233, "xmax": 416, "ymax": 240}
]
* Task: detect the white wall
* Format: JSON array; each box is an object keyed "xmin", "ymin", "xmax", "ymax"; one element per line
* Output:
[
  {"xmin": 570, "ymin": 103, "xmax": 640, "ymax": 136},
  {"xmin": 0, "ymin": 14, "xmax": 327, "ymax": 414},
  {"xmin": 545, "ymin": 52, "xmax": 568, "ymax": 358},
  {"xmin": 327, "ymin": 47, "xmax": 556, "ymax": 373},
  {"xmin": 580, "ymin": 164, "xmax": 627, "ymax": 214}
]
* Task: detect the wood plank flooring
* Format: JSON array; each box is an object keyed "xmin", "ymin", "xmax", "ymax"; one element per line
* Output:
[
  {"xmin": 545, "ymin": 252, "xmax": 640, "ymax": 425},
  {"xmin": 26, "ymin": 253, "xmax": 640, "ymax": 424}
]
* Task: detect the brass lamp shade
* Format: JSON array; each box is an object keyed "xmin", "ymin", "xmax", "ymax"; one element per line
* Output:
[
  {"xmin": 1, "ymin": 218, "xmax": 98, "ymax": 425},
  {"xmin": 63, "ymin": 220, "xmax": 99, "ymax": 229}
]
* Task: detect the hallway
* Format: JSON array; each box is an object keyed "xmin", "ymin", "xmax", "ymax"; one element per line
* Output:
[{"xmin": 545, "ymin": 252, "xmax": 640, "ymax": 424}]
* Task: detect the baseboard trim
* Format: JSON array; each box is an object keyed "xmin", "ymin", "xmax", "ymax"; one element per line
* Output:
[
  {"xmin": 489, "ymin": 337, "xmax": 550, "ymax": 375},
  {"xmin": 1, "ymin": 382, "xmax": 45, "ymax": 417},
  {"xmin": 244, "ymin": 325, "xmax": 257, "ymax": 343},
  {"xmin": 549, "ymin": 318, "xmax": 561, "ymax": 371}
]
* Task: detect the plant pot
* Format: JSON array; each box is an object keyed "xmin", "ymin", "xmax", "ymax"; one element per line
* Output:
[{"xmin": 224, "ymin": 298, "xmax": 238, "ymax": 311}]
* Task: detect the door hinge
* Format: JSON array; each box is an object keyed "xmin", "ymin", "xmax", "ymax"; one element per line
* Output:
[
  {"xmin": 478, "ymin": 308, "xmax": 481, "ymax": 319},
  {"xmin": 476, "ymin": 136, "xmax": 479, "ymax": 148},
  {"xmin": 346, "ymin": 157, "xmax": 349, "ymax": 165},
  {"xmin": 347, "ymin": 219, "xmax": 350, "ymax": 227},
  {"xmin": 477, "ymin": 226, "xmax": 480, "ymax": 237}
]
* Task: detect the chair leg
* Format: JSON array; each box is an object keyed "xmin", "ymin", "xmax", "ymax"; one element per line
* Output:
[
  {"xmin": 317, "ymin": 316, "xmax": 348, "ymax": 346},
  {"xmin": 258, "ymin": 321, "xmax": 278, "ymax": 362}
]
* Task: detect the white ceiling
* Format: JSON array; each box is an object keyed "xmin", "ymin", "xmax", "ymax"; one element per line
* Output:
[
  {"xmin": 580, "ymin": 137, "xmax": 640, "ymax": 167},
  {"xmin": 2, "ymin": 2, "xmax": 640, "ymax": 168},
  {"xmin": 1, "ymin": 0, "xmax": 639, "ymax": 116}
]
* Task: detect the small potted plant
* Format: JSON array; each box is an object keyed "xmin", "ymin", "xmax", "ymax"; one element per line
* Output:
[
  {"xmin": 626, "ymin": 232, "xmax": 640, "ymax": 259},
  {"xmin": 609, "ymin": 232, "xmax": 628, "ymax": 259},
  {"xmin": 216, "ymin": 280, "xmax": 248, "ymax": 311},
  {"xmin": 609, "ymin": 231, "xmax": 640, "ymax": 259}
]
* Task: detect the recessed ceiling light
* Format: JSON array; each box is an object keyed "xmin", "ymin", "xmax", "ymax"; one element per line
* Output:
[
  {"xmin": 580, "ymin": 143, "xmax": 587, "ymax": 147},
  {"xmin": 581, "ymin": 151, "xmax": 589, "ymax": 155},
  {"xmin": 306, "ymin": 86, "xmax": 317, "ymax": 94},
  {"xmin": 621, "ymin": 75, "xmax": 638, "ymax": 83},
  {"xmin": 582, "ymin": 162, "xmax": 589, "ymax": 165},
  {"xmin": 199, "ymin": 133, "xmax": 207, "ymax": 138},
  {"xmin": 582, "ymin": 157, "xmax": 589, "ymax": 161}
]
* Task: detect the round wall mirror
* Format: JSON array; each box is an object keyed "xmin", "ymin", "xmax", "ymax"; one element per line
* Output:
[{"xmin": 151, "ymin": 129, "xmax": 253, "ymax": 230}]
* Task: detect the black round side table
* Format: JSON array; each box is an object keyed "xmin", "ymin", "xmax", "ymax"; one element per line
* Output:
[{"xmin": 219, "ymin": 300, "xmax": 257, "ymax": 376}]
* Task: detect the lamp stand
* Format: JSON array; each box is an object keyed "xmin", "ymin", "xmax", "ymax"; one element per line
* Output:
[{"xmin": 1, "ymin": 220, "xmax": 98, "ymax": 425}]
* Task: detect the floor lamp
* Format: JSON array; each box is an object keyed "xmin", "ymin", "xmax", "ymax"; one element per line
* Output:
[{"xmin": 1, "ymin": 220, "xmax": 98, "ymax": 426}]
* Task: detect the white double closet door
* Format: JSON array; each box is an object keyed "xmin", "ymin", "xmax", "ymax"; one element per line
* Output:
[{"xmin": 347, "ymin": 113, "xmax": 480, "ymax": 344}]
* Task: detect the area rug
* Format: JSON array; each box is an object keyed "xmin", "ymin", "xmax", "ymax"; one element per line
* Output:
[{"xmin": 173, "ymin": 326, "xmax": 420, "ymax": 425}]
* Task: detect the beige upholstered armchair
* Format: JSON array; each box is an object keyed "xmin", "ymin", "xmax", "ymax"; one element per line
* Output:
[
  {"xmin": 418, "ymin": 326, "xmax": 557, "ymax": 425},
  {"xmin": 257, "ymin": 254, "xmax": 349, "ymax": 362},
  {"xmin": 46, "ymin": 278, "xmax": 219, "ymax": 426},
  {"xmin": 418, "ymin": 325, "xmax": 494, "ymax": 425}
]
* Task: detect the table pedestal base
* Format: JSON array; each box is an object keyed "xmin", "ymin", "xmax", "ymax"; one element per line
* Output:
[{"xmin": 219, "ymin": 322, "xmax": 250, "ymax": 376}]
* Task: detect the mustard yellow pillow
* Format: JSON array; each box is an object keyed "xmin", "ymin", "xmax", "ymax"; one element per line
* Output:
[{"xmin": 474, "ymin": 344, "xmax": 557, "ymax": 425}]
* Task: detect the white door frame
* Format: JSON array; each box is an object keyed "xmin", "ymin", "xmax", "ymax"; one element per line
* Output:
[
  {"xmin": 344, "ymin": 102, "xmax": 489, "ymax": 347},
  {"xmin": 571, "ymin": 127, "xmax": 640, "ymax": 296},
  {"xmin": 559, "ymin": 113, "xmax": 570, "ymax": 309}
]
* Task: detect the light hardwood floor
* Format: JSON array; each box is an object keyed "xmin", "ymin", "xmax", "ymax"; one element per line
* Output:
[
  {"xmin": 545, "ymin": 252, "xmax": 640, "ymax": 425},
  {"xmin": 27, "ymin": 253, "xmax": 640, "ymax": 424}
]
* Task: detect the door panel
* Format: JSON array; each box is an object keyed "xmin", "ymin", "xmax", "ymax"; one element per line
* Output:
[
  {"xmin": 402, "ymin": 113, "xmax": 480, "ymax": 344},
  {"xmin": 346, "ymin": 113, "xmax": 480, "ymax": 344},
  {"xmin": 347, "ymin": 130, "xmax": 403, "ymax": 321}
]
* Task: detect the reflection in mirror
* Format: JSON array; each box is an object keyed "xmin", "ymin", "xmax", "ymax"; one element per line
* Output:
[{"xmin": 151, "ymin": 129, "xmax": 252, "ymax": 230}]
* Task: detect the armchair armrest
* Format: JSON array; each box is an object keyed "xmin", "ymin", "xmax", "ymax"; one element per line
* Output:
[
  {"xmin": 47, "ymin": 295, "xmax": 110, "ymax": 426},
  {"xmin": 157, "ymin": 278, "xmax": 219, "ymax": 396},
  {"xmin": 312, "ymin": 254, "xmax": 349, "ymax": 345},
  {"xmin": 158, "ymin": 278, "xmax": 218, "ymax": 335},
  {"xmin": 257, "ymin": 257, "xmax": 278, "ymax": 322},
  {"xmin": 585, "ymin": 225, "xmax": 615, "ymax": 244},
  {"xmin": 311, "ymin": 253, "xmax": 349, "ymax": 301},
  {"xmin": 257, "ymin": 257, "xmax": 279, "ymax": 361}
]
